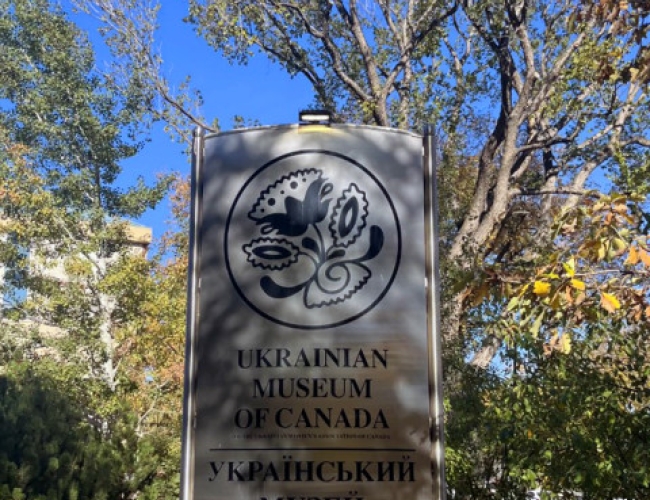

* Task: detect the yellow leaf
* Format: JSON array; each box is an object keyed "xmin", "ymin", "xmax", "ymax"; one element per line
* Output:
[
  {"xmin": 612, "ymin": 238, "xmax": 627, "ymax": 255},
  {"xmin": 570, "ymin": 279, "xmax": 586, "ymax": 291},
  {"xmin": 639, "ymin": 248, "xmax": 650, "ymax": 267},
  {"xmin": 601, "ymin": 292, "xmax": 621, "ymax": 313},
  {"xmin": 533, "ymin": 281, "xmax": 551, "ymax": 295},
  {"xmin": 612, "ymin": 200, "xmax": 628, "ymax": 214},
  {"xmin": 625, "ymin": 245, "xmax": 640, "ymax": 265},
  {"xmin": 559, "ymin": 335, "xmax": 572, "ymax": 354},
  {"xmin": 562, "ymin": 221, "xmax": 577, "ymax": 234},
  {"xmin": 563, "ymin": 258, "xmax": 576, "ymax": 277}
]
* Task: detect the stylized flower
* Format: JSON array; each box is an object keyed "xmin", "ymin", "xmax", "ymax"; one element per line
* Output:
[
  {"xmin": 245, "ymin": 170, "xmax": 386, "ymax": 309},
  {"xmin": 249, "ymin": 170, "xmax": 332, "ymax": 237}
]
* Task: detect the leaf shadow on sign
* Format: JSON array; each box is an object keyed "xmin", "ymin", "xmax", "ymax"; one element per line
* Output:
[{"xmin": 190, "ymin": 129, "xmax": 437, "ymax": 500}]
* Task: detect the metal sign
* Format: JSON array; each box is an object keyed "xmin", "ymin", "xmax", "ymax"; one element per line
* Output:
[{"xmin": 181, "ymin": 124, "xmax": 444, "ymax": 500}]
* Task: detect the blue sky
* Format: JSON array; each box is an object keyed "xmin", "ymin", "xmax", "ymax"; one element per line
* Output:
[{"xmin": 70, "ymin": 2, "xmax": 316, "ymax": 243}]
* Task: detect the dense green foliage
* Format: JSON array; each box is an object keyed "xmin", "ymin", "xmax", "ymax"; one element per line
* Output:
[
  {"xmin": 0, "ymin": 363, "xmax": 133, "ymax": 500},
  {"xmin": 0, "ymin": 1, "xmax": 177, "ymax": 498},
  {"xmin": 0, "ymin": 0, "xmax": 166, "ymax": 220}
]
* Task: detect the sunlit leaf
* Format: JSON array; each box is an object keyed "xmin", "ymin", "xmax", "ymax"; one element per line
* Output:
[
  {"xmin": 559, "ymin": 335, "xmax": 571, "ymax": 354},
  {"xmin": 639, "ymin": 248, "xmax": 650, "ymax": 267},
  {"xmin": 570, "ymin": 279, "xmax": 586, "ymax": 291},
  {"xmin": 625, "ymin": 245, "xmax": 640, "ymax": 265},
  {"xmin": 531, "ymin": 311, "xmax": 544, "ymax": 337},
  {"xmin": 629, "ymin": 66, "xmax": 638, "ymax": 80},
  {"xmin": 563, "ymin": 258, "xmax": 576, "ymax": 277},
  {"xmin": 506, "ymin": 296, "xmax": 519, "ymax": 311},
  {"xmin": 533, "ymin": 281, "xmax": 551, "ymax": 295},
  {"xmin": 612, "ymin": 238, "xmax": 627, "ymax": 254},
  {"xmin": 601, "ymin": 292, "xmax": 621, "ymax": 313}
]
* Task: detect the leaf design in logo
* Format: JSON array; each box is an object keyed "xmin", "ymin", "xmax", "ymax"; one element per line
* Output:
[
  {"xmin": 243, "ymin": 238, "xmax": 300, "ymax": 270},
  {"xmin": 248, "ymin": 169, "xmax": 332, "ymax": 236},
  {"xmin": 304, "ymin": 262, "xmax": 371, "ymax": 308},
  {"xmin": 329, "ymin": 183, "xmax": 368, "ymax": 248}
]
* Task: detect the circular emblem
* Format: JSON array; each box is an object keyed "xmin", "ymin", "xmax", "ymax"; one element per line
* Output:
[{"xmin": 225, "ymin": 150, "xmax": 401, "ymax": 329}]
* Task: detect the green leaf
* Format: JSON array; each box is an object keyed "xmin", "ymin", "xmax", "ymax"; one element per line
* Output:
[
  {"xmin": 563, "ymin": 257, "xmax": 576, "ymax": 277},
  {"xmin": 531, "ymin": 311, "xmax": 545, "ymax": 337},
  {"xmin": 506, "ymin": 296, "xmax": 520, "ymax": 311}
]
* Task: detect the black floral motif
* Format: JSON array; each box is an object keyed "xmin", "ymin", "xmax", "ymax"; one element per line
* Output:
[
  {"xmin": 243, "ymin": 238, "xmax": 300, "ymax": 270},
  {"xmin": 329, "ymin": 183, "xmax": 367, "ymax": 248},
  {"xmin": 248, "ymin": 169, "xmax": 332, "ymax": 237},
  {"xmin": 243, "ymin": 169, "xmax": 384, "ymax": 308}
]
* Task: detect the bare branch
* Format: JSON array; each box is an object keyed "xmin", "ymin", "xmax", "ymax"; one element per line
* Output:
[{"xmin": 333, "ymin": 0, "xmax": 387, "ymax": 124}]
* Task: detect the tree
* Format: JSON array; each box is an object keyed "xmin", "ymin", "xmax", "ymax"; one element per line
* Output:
[
  {"xmin": 70, "ymin": 0, "xmax": 213, "ymax": 143},
  {"xmin": 1, "ymin": 1, "xmax": 177, "ymax": 497},
  {"xmin": 0, "ymin": 0, "xmax": 170, "ymax": 384},
  {"xmin": 93, "ymin": 0, "xmax": 650, "ymax": 336},
  {"xmin": 74, "ymin": 0, "xmax": 650, "ymax": 496},
  {"xmin": 448, "ymin": 191, "xmax": 650, "ymax": 498},
  {"xmin": 108, "ymin": 177, "xmax": 191, "ymax": 497},
  {"xmin": 0, "ymin": 362, "xmax": 136, "ymax": 500}
]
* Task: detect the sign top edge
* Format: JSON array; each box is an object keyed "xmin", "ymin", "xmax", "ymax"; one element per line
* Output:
[{"xmin": 202, "ymin": 123, "xmax": 423, "ymax": 140}]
